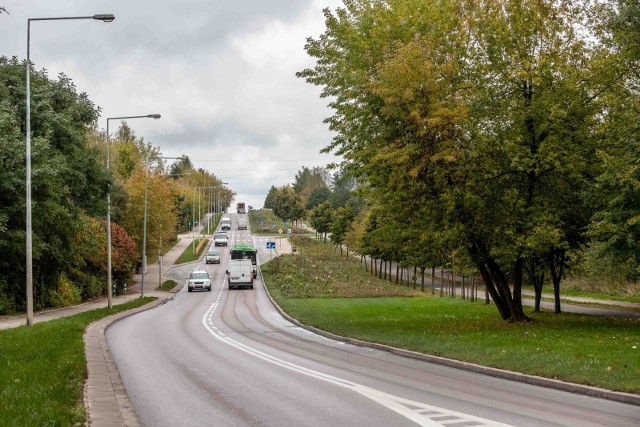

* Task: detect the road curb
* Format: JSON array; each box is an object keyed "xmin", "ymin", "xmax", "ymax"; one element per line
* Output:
[
  {"xmin": 259, "ymin": 278, "xmax": 640, "ymax": 407},
  {"xmin": 84, "ymin": 296, "xmax": 172, "ymax": 426}
]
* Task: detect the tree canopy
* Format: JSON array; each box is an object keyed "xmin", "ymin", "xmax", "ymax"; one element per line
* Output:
[{"xmin": 297, "ymin": 0, "xmax": 635, "ymax": 321}]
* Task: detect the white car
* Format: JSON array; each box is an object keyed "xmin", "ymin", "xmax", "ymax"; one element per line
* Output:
[
  {"xmin": 214, "ymin": 232, "xmax": 229, "ymax": 247},
  {"xmin": 205, "ymin": 250, "xmax": 221, "ymax": 264},
  {"xmin": 187, "ymin": 270, "xmax": 211, "ymax": 292}
]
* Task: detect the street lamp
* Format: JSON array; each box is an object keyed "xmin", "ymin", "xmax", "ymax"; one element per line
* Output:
[
  {"xmin": 26, "ymin": 13, "xmax": 115, "ymax": 327},
  {"xmin": 140, "ymin": 156, "xmax": 184, "ymax": 298},
  {"xmin": 105, "ymin": 114, "xmax": 161, "ymax": 309}
]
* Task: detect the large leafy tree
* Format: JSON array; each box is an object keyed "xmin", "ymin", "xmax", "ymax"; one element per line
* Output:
[
  {"xmin": 300, "ymin": 0, "xmax": 619, "ymax": 321},
  {"xmin": 587, "ymin": 0, "xmax": 640, "ymax": 279},
  {"xmin": 0, "ymin": 56, "xmax": 109, "ymax": 311}
]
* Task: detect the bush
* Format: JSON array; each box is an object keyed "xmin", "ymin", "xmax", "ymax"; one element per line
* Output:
[
  {"xmin": 48, "ymin": 274, "xmax": 82, "ymax": 307},
  {"xmin": 0, "ymin": 279, "xmax": 14, "ymax": 315}
]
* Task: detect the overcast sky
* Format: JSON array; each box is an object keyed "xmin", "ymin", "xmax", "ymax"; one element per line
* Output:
[{"xmin": 1, "ymin": 0, "xmax": 343, "ymax": 209}]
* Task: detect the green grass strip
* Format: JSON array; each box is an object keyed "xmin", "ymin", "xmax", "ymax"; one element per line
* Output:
[
  {"xmin": 175, "ymin": 238, "xmax": 209, "ymax": 264},
  {"xmin": 159, "ymin": 279, "xmax": 177, "ymax": 291},
  {"xmin": 0, "ymin": 297, "xmax": 155, "ymax": 426}
]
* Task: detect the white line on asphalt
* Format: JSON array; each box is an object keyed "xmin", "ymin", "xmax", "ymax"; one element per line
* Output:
[{"xmin": 200, "ymin": 290, "xmax": 512, "ymax": 427}]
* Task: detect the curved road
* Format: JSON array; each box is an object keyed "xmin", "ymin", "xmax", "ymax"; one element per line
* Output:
[{"xmin": 107, "ymin": 214, "xmax": 640, "ymax": 426}]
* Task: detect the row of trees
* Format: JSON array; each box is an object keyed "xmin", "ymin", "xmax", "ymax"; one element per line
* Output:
[
  {"xmin": 270, "ymin": 0, "xmax": 640, "ymax": 322},
  {"xmin": 0, "ymin": 56, "xmax": 232, "ymax": 314},
  {"xmin": 263, "ymin": 165, "xmax": 364, "ymax": 227}
]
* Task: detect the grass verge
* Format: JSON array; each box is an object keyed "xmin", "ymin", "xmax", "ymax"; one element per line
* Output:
[
  {"xmin": 0, "ymin": 297, "xmax": 155, "ymax": 426},
  {"xmin": 159, "ymin": 279, "xmax": 177, "ymax": 291},
  {"xmin": 175, "ymin": 238, "xmax": 208, "ymax": 264},
  {"xmin": 262, "ymin": 236, "xmax": 640, "ymax": 393}
]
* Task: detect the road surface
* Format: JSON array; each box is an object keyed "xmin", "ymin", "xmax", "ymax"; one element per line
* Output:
[{"xmin": 107, "ymin": 213, "xmax": 640, "ymax": 426}]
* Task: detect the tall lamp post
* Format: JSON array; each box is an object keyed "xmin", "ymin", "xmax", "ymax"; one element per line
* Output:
[
  {"xmin": 26, "ymin": 14, "xmax": 115, "ymax": 327},
  {"xmin": 105, "ymin": 114, "xmax": 161, "ymax": 309},
  {"xmin": 140, "ymin": 156, "xmax": 183, "ymax": 298}
]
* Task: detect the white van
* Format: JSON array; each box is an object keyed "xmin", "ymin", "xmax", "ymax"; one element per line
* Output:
[
  {"xmin": 226, "ymin": 259, "xmax": 254, "ymax": 289},
  {"xmin": 220, "ymin": 217, "xmax": 231, "ymax": 230}
]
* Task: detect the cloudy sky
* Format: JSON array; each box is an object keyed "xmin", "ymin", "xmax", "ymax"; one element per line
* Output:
[{"xmin": 1, "ymin": 0, "xmax": 343, "ymax": 209}]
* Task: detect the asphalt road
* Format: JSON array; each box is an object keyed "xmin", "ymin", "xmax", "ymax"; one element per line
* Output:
[{"xmin": 106, "ymin": 214, "xmax": 640, "ymax": 426}]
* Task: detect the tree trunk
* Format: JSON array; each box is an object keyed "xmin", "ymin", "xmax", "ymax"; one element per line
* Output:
[
  {"xmin": 548, "ymin": 249, "xmax": 565, "ymax": 314},
  {"xmin": 533, "ymin": 272, "xmax": 544, "ymax": 312},
  {"xmin": 462, "ymin": 274, "xmax": 465, "ymax": 300},
  {"xmin": 513, "ymin": 258, "xmax": 525, "ymax": 316},
  {"xmin": 431, "ymin": 266, "xmax": 435, "ymax": 294}
]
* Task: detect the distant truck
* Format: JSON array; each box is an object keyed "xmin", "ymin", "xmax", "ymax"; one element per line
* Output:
[
  {"xmin": 236, "ymin": 202, "xmax": 246, "ymax": 214},
  {"xmin": 237, "ymin": 218, "xmax": 247, "ymax": 230},
  {"xmin": 230, "ymin": 244, "xmax": 257, "ymax": 277},
  {"xmin": 226, "ymin": 259, "xmax": 254, "ymax": 289}
]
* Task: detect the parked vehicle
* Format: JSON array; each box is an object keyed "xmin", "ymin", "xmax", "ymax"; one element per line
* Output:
[
  {"xmin": 220, "ymin": 217, "xmax": 231, "ymax": 230},
  {"xmin": 236, "ymin": 202, "xmax": 246, "ymax": 214},
  {"xmin": 226, "ymin": 259, "xmax": 254, "ymax": 289},
  {"xmin": 205, "ymin": 249, "xmax": 221, "ymax": 264},
  {"xmin": 214, "ymin": 232, "xmax": 229, "ymax": 247},
  {"xmin": 188, "ymin": 270, "xmax": 211, "ymax": 292}
]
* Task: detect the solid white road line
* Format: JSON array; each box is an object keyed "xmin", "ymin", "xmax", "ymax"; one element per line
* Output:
[{"xmin": 201, "ymin": 286, "xmax": 512, "ymax": 427}]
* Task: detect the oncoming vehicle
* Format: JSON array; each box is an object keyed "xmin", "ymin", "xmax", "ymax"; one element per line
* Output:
[
  {"xmin": 226, "ymin": 259, "xmax": 253, "ymax": 289},
  {"xmin": 230, "ymin": 244, "xmax": 257, "ymax": 277},
  {"xmin": 188, "ymin": 270, "xmax": 211, "ymax": 292},
  {"xmin": 214, "ymin": 232, "xmax": 229, "ymax": 247},
  {"xmin": 220, "ymin": 217, "xmax": 231, "ymax": 230},
  {"xmin": 205, "ymin": 249, "xmax": 221, "ymax": 264}
]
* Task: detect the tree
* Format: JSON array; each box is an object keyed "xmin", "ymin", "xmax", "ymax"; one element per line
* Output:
[
  {"xmin": 309, "ymin": 202, "xmax": 334, "ymax": 242},
  {"xmin": 330, "ymin": 203, "xmax": 355, "ymax": 255},
  {"xmin": 169, "ymin": 155, "xmax": 193, "ymax": 177},
  {"xmin": 300, "ymin": 0, "xmax": 618, "ymax": 321},
  {"xmin": 271, "ymin": 186, "xmax": 305, "ymax": 224},
  {"xmin": 0, "ymin": 56, "xmax": 109, "ymax": 311},
  {"xmin": 306, "ymin": 186, "xmax": 332, "ymax": 210},
  {"xmin": 587, "ymin": 0, "xmax": 640, "ymax": 281},
  {"xmin": 263, "ymin": 185, "xmax": 278, "ymax": 209}
]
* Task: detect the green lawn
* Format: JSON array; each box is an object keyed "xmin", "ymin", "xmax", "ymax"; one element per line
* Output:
[
  {"xmin": 175, "ymin": 238, "xmax": 209, "ymax": 264},
  {"xmin": 159, "ymin": 279, "xmax": 177, "ymax": 291},
  {"xmin": 0, "ymin": 297, "xmax": 155, "ymax": 426},
  {"xmin": 262, "ymin": 236, "xmax": 640, "ymax": 393}
]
